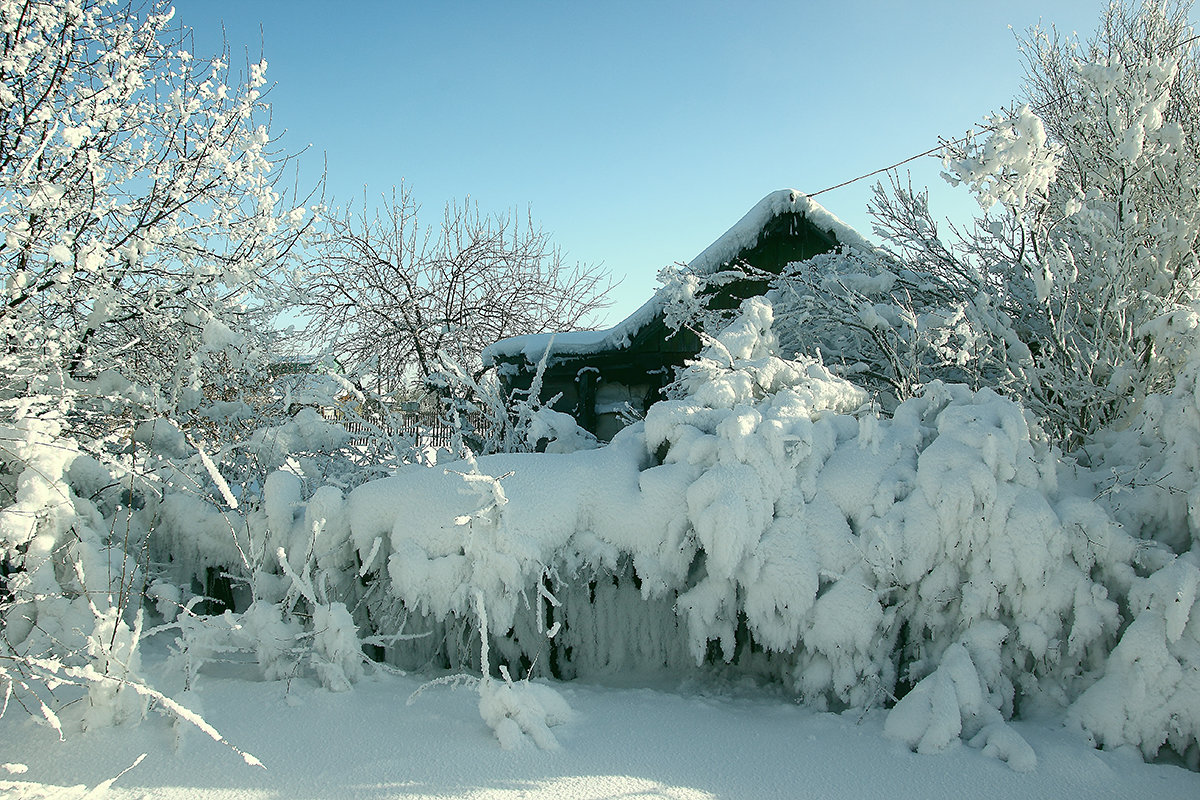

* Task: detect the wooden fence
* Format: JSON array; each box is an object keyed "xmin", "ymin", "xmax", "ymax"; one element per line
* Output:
[{"xmin": 321, "ymin": 407, "xmax": 494, "ymax": 450}]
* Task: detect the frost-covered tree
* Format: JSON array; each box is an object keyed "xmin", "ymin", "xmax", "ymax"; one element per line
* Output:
[
  {"xmin": 779, "ymin": 1, "xmax": 1200, "ymax": 447},
  {"xmin": 294, "ymin": 184, "xmax": 613, "ymax": 394},
  {"xmin": 952, "ymin": 0, "xmax": 1200, "ymax": 443},
  {"xmin": 0, "ymin": 0, "xmax": 312, "ymax": 392},
  {"xmin": 0, "ymin": 0, "xmax": 316, "ymax": 728}
]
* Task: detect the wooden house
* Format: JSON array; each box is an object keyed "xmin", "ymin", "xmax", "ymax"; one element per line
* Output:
[{"xmin": 481, "ymin": 189, "xmax": 869, "ymax": 441}]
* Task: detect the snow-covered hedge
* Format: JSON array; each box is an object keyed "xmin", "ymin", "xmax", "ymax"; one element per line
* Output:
[{"xmin": 283, "ymin": 297, "xmax": 1193, "ymax": 769}]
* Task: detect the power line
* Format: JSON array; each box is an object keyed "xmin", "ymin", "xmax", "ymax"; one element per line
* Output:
[
  {"xmin": 805, "ymin": 97, "xmax": 1034, "ymax": 199},
  {"xmin": 805, "ymin": 86, "xmax": 1083, "ymax": 199},
  {"xmin": 807, "ymin": 31, "xmax": 1200, "ymax": 200},
  {"xmin": 806, "ymin": 121, "xmax": 1006, "ymax": 200},
  {"xmin": 806, "ymin": 146, "xmax": 945, "ymax": 199}
]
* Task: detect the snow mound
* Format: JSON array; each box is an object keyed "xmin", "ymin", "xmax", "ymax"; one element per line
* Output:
[{"xmin": 478, "ymin": 669, "xmax": 574, "ymax": 751}]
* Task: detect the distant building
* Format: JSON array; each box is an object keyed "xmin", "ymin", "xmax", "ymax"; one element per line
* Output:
[{"xmin": 481, "ymin": 189, "xmax": 869, "ymax": 441}]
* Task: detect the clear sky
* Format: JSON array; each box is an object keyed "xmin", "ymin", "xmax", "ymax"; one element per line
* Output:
[{"xmin": 174, "ymin": 0, "xmax": 1134, "ymax": 326}]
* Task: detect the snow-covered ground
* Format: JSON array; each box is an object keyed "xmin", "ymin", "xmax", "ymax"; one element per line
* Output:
[
  {"xmin": 8, "ymin": 297, "xmax": 1200, "ymax": 799},
  {"xmin": 9, "ymin": 4, "xmax": 1200, "ymax": 799},
  {"xmin": 4, "ymin": 650, "xmax": 1199, "ymax": 800}
]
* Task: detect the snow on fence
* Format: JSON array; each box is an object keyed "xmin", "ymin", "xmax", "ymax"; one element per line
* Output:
[{"xmin": 321, "ymin": 406, "xmax": 493, "ymax": 449}]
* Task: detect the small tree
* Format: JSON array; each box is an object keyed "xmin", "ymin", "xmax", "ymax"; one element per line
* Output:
[
  {"xmin": 0, "ymin": 0, "xmax": 314, "ymax": 727},
  {"xmin": 294, "ymin": 184, "xmax": 613, "ymax": 395},
  {"xmin": 949, "ymin": 0, "xmax": 1200, "ymax": 443},
  {"xmin": 777, "ymin": 0, "xmax": 1200, "ymax": 448}
]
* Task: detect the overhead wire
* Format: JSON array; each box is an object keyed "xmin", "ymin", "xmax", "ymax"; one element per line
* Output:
[
  {"xmin": 806, "ymin": 31, "xmax": 1200, "ymax": 200},
  {"xmin": 805, "ymin": 104, "xmax": 1024, "ymax": 200}
]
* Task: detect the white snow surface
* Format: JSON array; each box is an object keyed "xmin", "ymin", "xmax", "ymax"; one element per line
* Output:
[
  {"xmin": 6, "ymin": 298, "xmax": 1200, "ymax": 796},
  {"xmin": 482, "ymin": 189, "xmax": 870, "ymax": 366},
  {"xmin": 2, "ymin": 643, "xmax": 1196, "ymax": 800}
]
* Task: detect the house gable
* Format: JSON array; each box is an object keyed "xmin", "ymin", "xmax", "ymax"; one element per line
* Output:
[{"xmin": 482, "ymin": 189, "xmax": 865, "ymax": 441}]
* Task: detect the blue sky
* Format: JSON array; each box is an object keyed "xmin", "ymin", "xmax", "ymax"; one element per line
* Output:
[{"xmin": 176, "ymin": 1, "xmax": 1127, "ymax": 325}]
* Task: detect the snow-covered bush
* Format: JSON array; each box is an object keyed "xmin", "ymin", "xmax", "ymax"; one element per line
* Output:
[
  {"xmin": 1081, "ymin": 308, "xmax": 1200, "ymax": 555},
  {"xmin": 329, "ymin": 294, "xmax": 1194, "ymax": 765},
  {"xmin": 431, "ymin": 342, "xmax": 601, "ymax": 457},
  {"xmin": 768, "ymin": 221, "xmax": 1025, "ymax": 412},
  {"xmin": 0, "ymin": 0, "xmax": 329, "ymax": 733},
  {"xmin": 1051, "ymin": 307, "xmax": 1200, "ymax": 766},
  {"xmin": 884, "ymin": 642, "xmax": 1037, "ymax": 772},
  {"xmin": 747, "ymin": 8, "xmax": 1200, "ymax": 763},
  {"xmin": 1066, "ymin": 554, "xmax": 1200, "ymax": 766}
]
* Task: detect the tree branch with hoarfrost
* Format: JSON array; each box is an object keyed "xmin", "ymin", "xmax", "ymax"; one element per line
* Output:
[
  {"xmin": 776, "ymin": 1, "xmax": 1200, "ymax": 448},
  {"xmin": 938, "ymin": 0, "xmax": 1200, "ymax": 445},
  {"xmin": 293, "ymin": 184, "xmax": 614, "ymax": 395},
  {"xmin": 0, "ymin": 0, "xmax": 317, "ymax": 746}
]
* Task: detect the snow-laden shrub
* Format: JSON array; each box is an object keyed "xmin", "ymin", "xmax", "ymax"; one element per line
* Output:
[
  {"xmin": 477, "ymin": 670, "xmax": 574, "ymax": 751},
  {"xmin": 0, "ymin": 366, "xmax": 408, "ymax": 727},
  {"xmin": 884, "ymin": 642, "xmax": 1036, "ymax": 772},
  {"xmin": 1067, "ymin": 554, "xmax": 1200, "ymax": 766},
  {"xmin": 644, "ymin": 300, "xmax": 889, "ymax": 701},
  {"xmin": 161, "ymin": 469, "xmax": 371, "ymax": 693},
  {"xmin": 330, "ymin": 295, "xmax": 1177, "ymax": 766},
  {"xmin": 0, "ymin": 404, "xmax": 152, "ymax": 728},
  {"xmin": 1052, "ymin": 307, "xmax": 1200, "ymax": 766},
  {"xmin": 859, "ymin": 383, "xmax": 1131, "ymax": 713},
  {"xmin": 434, "ymin": 346, "xmax": 600, "ymax": 456},
  {"xmin": 1083, "ymin": 308, "xmax": 1200, "ymax": 555},
  {"xmin": 81, "ymin": 607, "xmax": 150, "ymax": 730}
]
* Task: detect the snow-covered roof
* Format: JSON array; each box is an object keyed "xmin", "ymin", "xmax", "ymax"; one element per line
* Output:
[
  {"xmin": 688, "ymin": 188, "xmax": 871, "ymax": 275},
  {"xmin": 481, "ymin": 293, "xmax": 666, "ymax": 367},
  {"xmin": 482, "ymin": 189, "xmax": 868, "ymax": 367}
]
